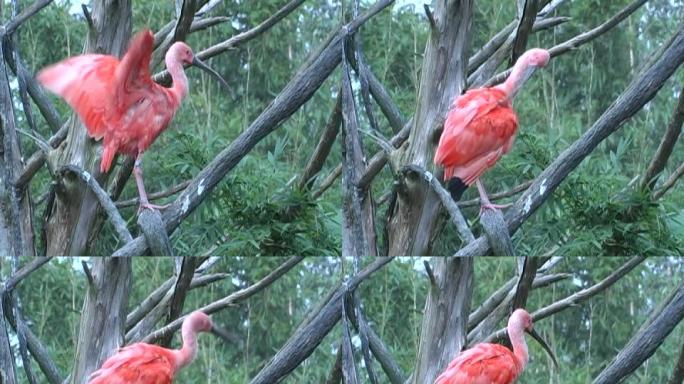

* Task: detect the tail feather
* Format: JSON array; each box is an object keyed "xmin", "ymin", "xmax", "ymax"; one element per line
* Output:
[
  {"xmin": 447, "ymin": 177, "xmax": 468, "ymax": 201},
  {"xmin": 100, "ymin": 145, "xmax": 116, "ymax": 173}
]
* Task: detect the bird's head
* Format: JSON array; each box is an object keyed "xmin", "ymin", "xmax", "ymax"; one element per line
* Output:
[
  {"xmin": 185, "ymin": 311, "xmax": 213, "ymax": 334},
  {"xmin": 511, "ymin": 309, "xmax": 559, "ymax": 369},
  {"xmin": 522, "ymin": 48, "xmax": 550, "ymax": 69},
  {"xmin": 167, "ymin": 42, "xmax": 229, "ymax": 89}
]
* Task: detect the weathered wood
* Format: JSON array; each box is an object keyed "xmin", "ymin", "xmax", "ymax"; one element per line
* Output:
[
  {"xmin": 299, "ymin": 95, "xmax": 342, "ymax": 190},
  {"xmin": 44, "ymin": 0, "xmax": 132, "ymax": 256},
  {"xmin": 137, "ymin": 209, "xmax": 173, "ymax": 256},
  {"xmin": 593, "ymin": 280, "xmax": 684, "ymax": 384},
  {"xmin": 0, "ymin": 289, "xmax": 17, "ymax": 384},
  {"xmin": 386, "ymin": 0, "xmax": 473, "ymax": 256},
  {"xmin": 249, "ymin": 257, "xmax": 392, "ymax": 384},
  {"xmin": 0, "ymin": 29, "xmax": 35, "ymax": 257},
  {"xmin": 412, "ymin": 257, "xmax": 474, "ymax": 384},
  {"xmin": 69, "ymin": 257, "xmax": 132, "ymax": 384},
  {"xmin": 341, "ymin": 38, "xmax": 375, "ymax": 256}
]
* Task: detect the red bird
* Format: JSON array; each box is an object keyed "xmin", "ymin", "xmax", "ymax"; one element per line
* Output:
[
  {"xmin": 88, "ymin": 311, "xmax": 214, "ymax": 384},
  {"xmin": 434, "ymin": 309, "xmax": 558, "ymax": 384},
  {"xmin": 435, "ymin": 48, "xmax": 550, "ymax": 211},
  {"xmin": 38, "ymin": 29, "xmax": 228, "ymax": 211}
]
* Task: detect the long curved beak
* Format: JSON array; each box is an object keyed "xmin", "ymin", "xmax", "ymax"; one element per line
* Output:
[
  {"xmin": 527, "ymin": 328, "xmax": 559, "ymax": 369},
  {"xmin": 192, "ymin": 57, "xmax": 229, "ymax": 89},
  {"xmin": 210, "ymin": 323, "xmax": 232, "ymax": 341}
]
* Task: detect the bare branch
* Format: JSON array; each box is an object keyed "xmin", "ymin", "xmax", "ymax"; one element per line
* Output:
[
  {"xmin": 142, "ymin": 256, "xmax": 304, "ymax": 343},
  {"xmin": 510, "ymin": 0, "xmax": 540, "ymax": 65},
  {"xmin": 485, "ymin": 256, "xmax": 645, "ymax": 342},
  {"xmin": 341, "ymin": 38, "xmax": 376, "ymax": 256},
  {"xmin": 400, "ymin": 165, "xmax": 475, "ymax": 243},
  {"xmin": 668, "ymin": 342, "xmax": 684, "ymax": 384},
  {"xmin": 3, "ymin": 0, "xmax": 52, "ymax": 36},
  {"xmin": 299, "ymin": 95, "xmax": 342, "ymax": 190},
  {"xmin": 57, "ymin": 165, "xmax": 133, "ymax": 244},
  {"xmin": 457, "ymin": 180, "xmax": 532, "ymax": 208},
  {"xmin": 653, "ymin": 162, "xmax": 684, "ymax": 200},
  {"xmin": 641, "ymin": 87, "xmax": 684, "ymax": 190},
  {"xmin": 115, "ymin": 180, "xmax": 190, "ymax": 208},
  {"xmin": 485, "ymin": 0, "xmax": 648, "ymax": 87},
  {"xmin": 153, "ymin": 0, "xmax": 306, "ymax": 84},
  {"xmin": 249, "ymin": 257, "xmax": 392, "ymax": 384},
  {"xmin": 594, "ymin": 279, "xmax": 684, "ymax": 384}
]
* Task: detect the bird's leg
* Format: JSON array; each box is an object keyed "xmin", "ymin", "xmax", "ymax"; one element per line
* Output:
[
  {"xmin": 476, "ymin": 179, "xmax": 511, "ymax": 215},
  {"xmin": 133, "ymin": 155, "xmax": 169, "ymax": 212}
]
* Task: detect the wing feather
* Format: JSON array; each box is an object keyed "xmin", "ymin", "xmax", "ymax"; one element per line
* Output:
[
  {"xmin": 435, "ymin": 88, "xmax": 518, "ymax": 183},
  {"xmin": 114, "ymin": 29, "xmax": 155, "ymax": 110},
  {"xmin": 37, "ymin": 55, "xmax": 118, "ymax": 139}
]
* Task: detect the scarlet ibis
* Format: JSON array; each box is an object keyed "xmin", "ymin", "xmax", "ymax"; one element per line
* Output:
[
  {"xmin": 38, "ymin": 29, "xmax": 228, "ymax": 211},
  {"xmin": 434, "ymin": 309, "xmax": 558, "ymax": 384},
  {"xmin": 88, "ymin": 311, "xmax": 214, "ymax": 383},
  {"xmin": 434, "ymin": 48, "xmax": 549, "ymax": 212}
]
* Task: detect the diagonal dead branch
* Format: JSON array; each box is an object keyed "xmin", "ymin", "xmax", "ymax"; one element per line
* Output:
[
  {"xmin": 153, "ymin": 0, "xmax": 306, "ymax": 85},
  {"xmin": 484, "ymin": 0, "xmax": 648, "ymax": 87},
  {"xmin": 115, "ymin": 180, "xmax": 190, "ymax": 208},
  {"xmin": 299, "ymin": 94, "xmax": 342, "ymax": 191},
  {"xmin": 594, "ymin": 279, "xmax": 684, "ymax": 384},
  {"xmin": 142, "ymin": 256, "xmax": 304, "ymax": 343},
  {"xmin": 400, "ymin": 165, "xmax": 475, "ymax": 243},
  {"xmin": 642, "ymin": 86, "xmax": 684, "ymax": 190},
  {"xmin": 485, "ymin": 256, "xmax": 645, "ymax": 343},
  {"xmin": 249, "ymin": 257, "xmax": 393, "ymax": 384},
  {"xmin": 3, "ymin": 0, "xmax": 52, "ymax": 36},
  {"xmin": 653, "ymin": 162, "xmax": 684, "ymax": 200},
  {"xmin": 58, "ymin": 165, "xmax": 132, "ymax": 244}
]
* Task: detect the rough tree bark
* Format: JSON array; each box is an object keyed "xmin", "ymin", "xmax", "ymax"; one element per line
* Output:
[
  {"xmin": 69, "ymin": 258, "xmax": 132, "ymax": 384},
  {"xmin": 412, "ymin": 258, "xmax": 474, "ymax": 383},
  {"xmin": 594, "ymin": 280, "xmax": 684, "ymax": 384},
  {"xmin": 43, "ymin": 0, "xmax": 132, "ymax": 256},
  {"xmin": 0, "ymin": 27, "xmax": 35, "ymax": 257},
  {"xmin": 386, "ymin": 0, "xmax": 473, "ymax": 256}
]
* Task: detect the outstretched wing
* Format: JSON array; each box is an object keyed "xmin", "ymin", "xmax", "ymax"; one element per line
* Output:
[
  {"xmin": 114, "ymin": 29, "xmax": 155, "ymax": 110},
  {"xmin": 37, "ymin": 54, "xmax": 119, "ymax": 140}
]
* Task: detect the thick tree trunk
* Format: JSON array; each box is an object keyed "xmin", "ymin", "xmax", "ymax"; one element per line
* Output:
[
  {"xmin": 412, "ymin": 258, "xmax": 473, "ymax": 383},
  {"xmin": 44, "ymin": 0, "xmax": 131, "ymax": 255},
  {"xmin": 0, "ymin": 292, "xmax": 17, "ymax": 384},
  {"xmin": 386, "ymin": 0, "xmax": 473, "ymax": 256},
  {"xmin": 69, "ymin": 258, "xmax": 132, "ymax": 384},
  {"xmin": 0, "ymin": 35, "xmax": 35, "ymax": 257}
]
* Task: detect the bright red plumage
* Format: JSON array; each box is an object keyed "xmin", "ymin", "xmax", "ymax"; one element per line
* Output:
[
  {"xmin": 434, "ymin": 87, "xmax": 518, "ymax": 185},
  {"xmin": 37, "ymin": 29, "xmax": 180, "ymax": 173},
  {"xmin": 88, "ymin": 343, "xmax": 176, "ymax": 384},
  {"xmin": 434, "ymin": 343, "xmax": 523, "ymax": 384}
]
